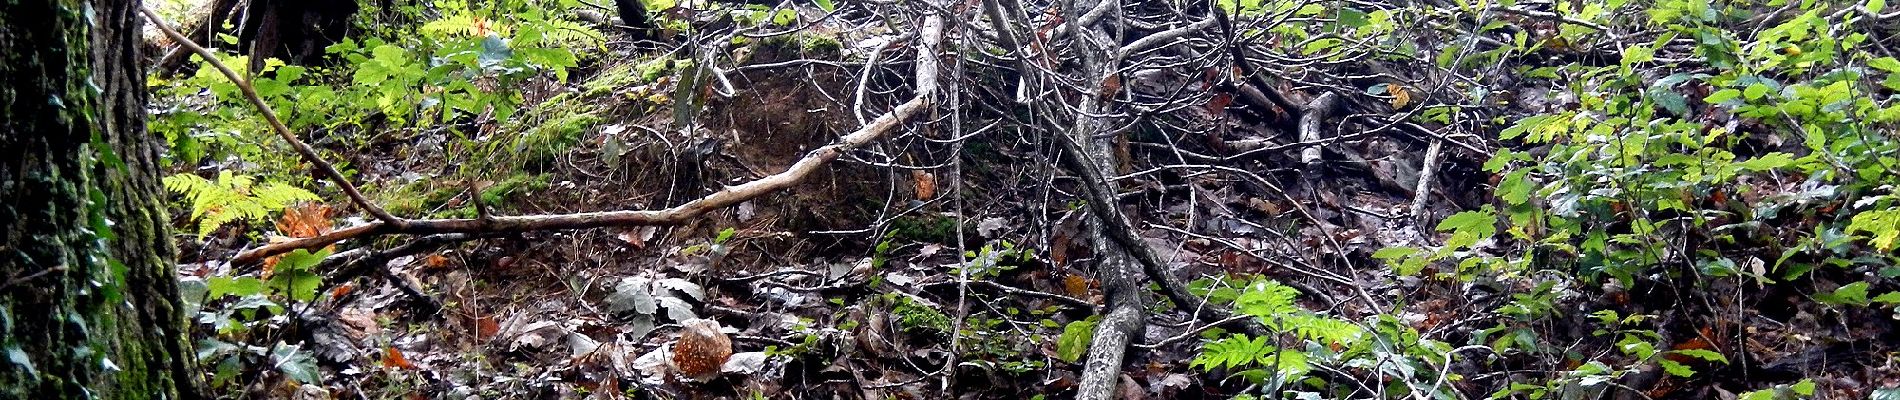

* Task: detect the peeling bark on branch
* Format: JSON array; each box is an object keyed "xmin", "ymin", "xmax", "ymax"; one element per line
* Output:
[{"xmin": 1299, "ymin": 92, "xmax": 1342, "ymax": 170}]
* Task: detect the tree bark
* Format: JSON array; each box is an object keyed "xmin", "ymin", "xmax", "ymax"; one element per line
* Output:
[
  {"xmin": 236, "ymin": 0, "xmax": 359, "ymax": 71},
  {"xmin": 1, "ymin": 0, "xmax": 202, "ymax": 398}
]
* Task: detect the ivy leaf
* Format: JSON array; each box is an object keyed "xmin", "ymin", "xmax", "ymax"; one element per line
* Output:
[
  {"xmin": 1744, "ymin": 83, "xmax": 1772, "ymax": 100},
  {"xmin": 270, "ymin": 343, "xmax": 320, "ymax": 384},
  {"xmin": 1872, "ymin": 291, "xmax": 1900, "ymax": 305},
  {"xmin": 270, "ymin": 270, "xmax": 323, "ymax": 302},
  {"xmin": 1849, "ymin": 210, "xmax": 1900, "ymax": 251},
  {"xmin": 1372, "ymin": 247, "xmax": 1419, "ymax": 264},
  {"xmin": 1338, "ymin": 7, "xmax": 1369, "ymax": 28},
  {"xmin": 1873, "ymin": 57, "xmax": 1900, "ymax": 73},
  {"xmin": 208, "ymin": 276, "xmax": 266, "ymax": 298},
  {"xmin": 1793, "ymin": 379, "xmax": 1816, "ymax": 396},
  {"xmin": 1650, "ymin": 91, "xmax": 1690, "ymax": 116},
  {"xmin": 1497, "ymin": 169, "xmax": 1533, "ymax": 206},
  {"xmin": 1704, "ymin": 88, "xmax": 1741, "ymax": 104}
]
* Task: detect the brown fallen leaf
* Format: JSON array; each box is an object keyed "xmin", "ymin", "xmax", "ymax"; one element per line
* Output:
[
  {"xmin": 1207, "ymin": 92, "xmax": 1234, "ymax": 117},
  {"xmin": 476, "ymin": 316, "xmax": 500, "ymax": 340},
  {"xmin": 913, "ymin": 170, "xmax": 937, "ymax": 200},
  {"xmin": 1099, "ymin": 74, "xmax": 1123, "ymax": 100},
  {"xmin": 1387, "ymin": 83, "xmax": 1412, "ymax": 109}
]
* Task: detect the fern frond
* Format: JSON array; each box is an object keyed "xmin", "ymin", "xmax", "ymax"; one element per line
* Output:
[
  {"xmin": 1281, "ymin": 314, "xmax": 1365, "ymax": 348},
  {"xmin": 254, "ymin": 182, "xmax": 321, "ymax": 208},
  {"xmin": 421, "ymin": 13, "xmax": 510, "ymax": 38},
  {"xmin": 522, "ymin": 18, "xmax": 604, "ymax": 48},
  {"xmin": 163, "ymin": 171, "xmax": 322, "ymax": 237},
  {"xmin": 1235, "ymin": 280, "xmax": 1301, "ymax": 318}
]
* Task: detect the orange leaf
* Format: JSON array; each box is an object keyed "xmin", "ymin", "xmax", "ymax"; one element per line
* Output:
[
  {"xmin": 1062, "ymin": 274, "xmax": 1094, "ymax": 298},
  {"xmin": 384, "ymin": 346, "xmax": 416, "ymax": 370},
  {"xmin": 476, "ymin": 316, "xmax": 500, "ymax": 340},
  {"xmin": 330, "ymin": 283, "xmax": 354, "ymax": 298},
  {"xmin": 276, "ymin": 203, "xmax": 333, "ymax": 239},
  {"xmin": 424, "ymin": 254, "xmax": 451, "ymax": 270},
  {"xmin": 912, "ymin": 170, "xmax": 937, "ymax": 200},
  {"xmin": 1387, "ymin": 84, "xmax": 1411, "ymax": 109}
]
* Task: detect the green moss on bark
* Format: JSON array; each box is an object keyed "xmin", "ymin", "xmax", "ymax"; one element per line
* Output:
[{"xmin": 1, "ymin": 0, "xmax": 200, "ymax": 398}]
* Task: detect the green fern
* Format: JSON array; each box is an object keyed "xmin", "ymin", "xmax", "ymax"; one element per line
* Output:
[
  {"xmin": 519, "ymin": 18, "xmax": 605, "ymax": 48},
  {"xmin": 1278, "ymin": 314, "xmax": 1365, "ymax": 348},
  {"xmin": 1234, "ymin": 280, "xmax": 1301, "ymax": 318},
  {"xmin": 1194, "ymin": 278, "xmax": 1362, "ymax": 382},
  {"xmin": 163, "ymin": 171, "xmax": 320, "ymax": 237},
  {"xmin": 420, "ymin": 13, "xmax": 496, "ymax": 39},
  {"xmin": 1190, "ymin": 334, "xmax": 1311, "ymax": 376}
]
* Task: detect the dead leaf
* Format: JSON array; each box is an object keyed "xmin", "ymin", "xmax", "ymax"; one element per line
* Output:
[
  {"xmin": 616, "ymin": 227, "xmax": 657, "ymax": 249},
  {"xmin": 1099, "ymin": 74, "xmax": 1123, "ymax": 100},
  {"xmin": 976, "ymin": 217, "xmax": 1010, "ymax": 238},
  {"xmin": 1207, "ymin": 92, "xmax": 1234, "ymax": 117},
  {"xmin": 424, "ymin": 253, "xmax": 451, "ymax": 270},
  {"xmin": 384, "ymin": 346, "xmax": 416, "ymax": 370},
  {"xmin": 721, "ymin": 352, "xmax": 769, "ymax": 375},
  {"xmin": 913, "ymin": 170, "xmax": 937, "ymax": 200},
  {"xmin": 337, "ymin": 307, "xmax": 381, "ymax": 340},
  {"xmin": 1063, "ymin": 274, "xmax": 1094, "ymax": 298},
  {"xmin": 1387, "ymin": 84, "xmax": 1411, "ymax": 109}
]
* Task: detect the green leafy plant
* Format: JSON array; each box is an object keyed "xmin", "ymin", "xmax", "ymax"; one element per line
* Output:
[{"xmin": 1055, "ymin": 316, "xmax": 1099, "ymax": 363}]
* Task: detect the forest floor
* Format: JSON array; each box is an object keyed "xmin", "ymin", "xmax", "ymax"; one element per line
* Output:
[{"xmin": 155, "ymin": 2, "xmax": 1900, "ymax": 399}]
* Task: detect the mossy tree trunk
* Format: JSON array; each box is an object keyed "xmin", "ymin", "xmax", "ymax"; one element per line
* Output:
[{"xmin": 1, "ymin": 0, "xmax": 202, "ymax": 398}]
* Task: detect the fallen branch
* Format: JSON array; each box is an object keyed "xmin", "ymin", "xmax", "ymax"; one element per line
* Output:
[
  {"xmin": 1409, "ymin": 139, "xmax": 1445, "ymax": 225},
  {"xmin": 921, "ymin": 280, "xmax": 1099, "ymax": 314},
  {"xmin": 316, "ymin": 233, "xmax": 497, "ymax": 313},
  {"xmin": 1298, "ymin": 92, "xmax": 1342, "ymax": 169},
  {"xmin": 234, "ymin": 96, "xmax": 929, "ymax": 264}
]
